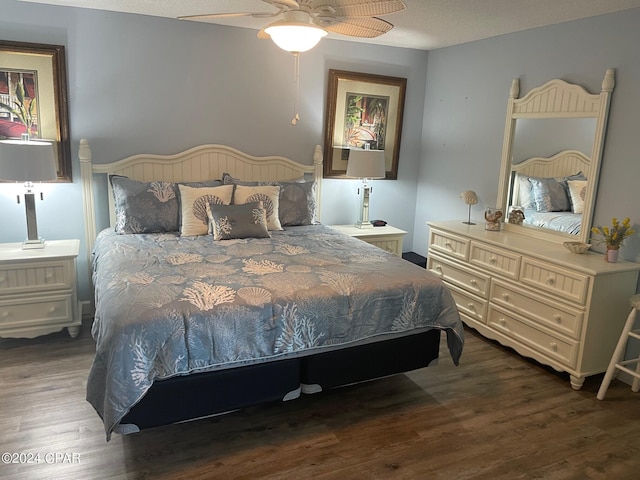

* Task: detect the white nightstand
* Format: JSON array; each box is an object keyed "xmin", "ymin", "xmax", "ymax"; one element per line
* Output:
[
  {"xmin": 330, "ymin": 224, "xmax": 407, "ymax": 257},
  {"xmin": 0, "ymin": 239, "xmax": 81, "ymax": 339}
]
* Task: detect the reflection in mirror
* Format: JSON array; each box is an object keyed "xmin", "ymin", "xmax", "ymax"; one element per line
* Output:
[
  {"xmin": 508, "ymin": 118, "xmax": 597, "ymax": 238},
  {"xmin": 496, "ymin": 70, "xmax": 615, "ymax": 245},
  {"xmin": 512, "ymin": 118, "xmax": 596, "ymax": 161}
]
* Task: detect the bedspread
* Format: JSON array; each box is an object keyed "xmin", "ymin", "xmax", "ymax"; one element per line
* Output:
[{"xmin": 87, "ymin": 225, "xmax": 463, "ymax": 439}]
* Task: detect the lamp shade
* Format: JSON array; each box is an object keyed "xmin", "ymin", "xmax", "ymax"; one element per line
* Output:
[
  {"xmin": 346, "ymin": 149, "xmax": 386, "ymax": 179},
  {"xmin": 264, "ymin": 11, "xmax": 327, "ymax": 53},
  {"xmin": 0, "ymin": 139, "xmax": 57, "ymax": 181}
]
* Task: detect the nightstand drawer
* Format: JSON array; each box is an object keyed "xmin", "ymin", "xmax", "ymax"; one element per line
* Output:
[
  {"xmin": 520, "ymin": 257, "xmax": 589, "ymax": 304},
  {"xmin": 429, "ymin": 230, "xmax": 469, "ymax": 261},
  {"xmin": 470, "ymin": 242, "xmax": 520, "ymax": 279},
  {"xmin": 0, "ymin": 260, "xmax": 73, "ymax": 294},
  {"xmin": 0, "ymin": 295, "xmax": 73, "ymax": 327},
  {"xmin": 491, "ymin": 279, "xmax": 583, "ymax": 339},
  {"xmin": 488, "ymin": 305, "xmax": 578, "ymax": 367},
  {"xmin": 428, "ymin": 254, "xmax": 490, "ymax": 298}
]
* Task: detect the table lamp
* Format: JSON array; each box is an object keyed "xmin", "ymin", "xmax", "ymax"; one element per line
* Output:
[
  {"xmin": 346, "ymin": 147, "xmax": 386, "ymax": 229},
  {"xmin": 0, "ymin": 137, "xmax": 57, "ymax": 249}
]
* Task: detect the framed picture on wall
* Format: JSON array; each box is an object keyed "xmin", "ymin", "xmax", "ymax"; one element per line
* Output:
[
  {"xmin": 0, "ymin": 40, "xmax": 72, "ymax": 181},
  {"xmin": 323, "ymin": 69, "xmax": 406, "ymax": 179}
]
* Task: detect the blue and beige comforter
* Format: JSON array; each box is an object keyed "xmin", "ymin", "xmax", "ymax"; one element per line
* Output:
[{"xmin": 87, "ymin": 225, "xmax": 463, "ymax": 439}]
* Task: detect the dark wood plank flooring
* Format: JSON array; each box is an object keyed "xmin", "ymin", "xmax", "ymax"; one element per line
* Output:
[{"xmin": 1, "ymin": 319, "xmax": 638, "ymax": 479}]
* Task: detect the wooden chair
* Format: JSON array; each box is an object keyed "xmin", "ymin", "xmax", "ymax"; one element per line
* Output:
[{"xmin": 597, "ymin": 294, "xmax": 640, "ymax": 400}]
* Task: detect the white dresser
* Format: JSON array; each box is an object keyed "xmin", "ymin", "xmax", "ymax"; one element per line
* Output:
[
  {"xmin": 427, "ymin": 221, "xmax": 640, "ymax": 389},
  {"xmin": 330, "ymin": 225, "xmax": 407, "ymax": 257},
  {"xmin": 0, "ymin": 239, "xmax": 81, "ymax": 339}
]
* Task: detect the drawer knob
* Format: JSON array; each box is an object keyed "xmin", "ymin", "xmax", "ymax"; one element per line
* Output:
[
  {"xmin": 550, "ymin": 342, "xmax": 558, "ymax": 352},
  {"xmin": 467, "ymin": 303, "xmax": 475, "ymax": 311},
  {"xmin": 498, "ymin": 318, "xmax": 506, "ymax": 327},
  {"xmin": 553, "ymin": 314, "xmax": 562, "ymax": 323},
  {"xmin": 502, "ymin": 293, "xmax": 510, "ymax": 301},
  {"xmin": 0, "ymin": 277, "xmax": 5, "ymax": 283},
  {"xmin": 48, "ymin": 306, "xmax": 56, "ymax": 313},
  {"xmin": 489, "ymin": 256, "xmax": 497, "ymax": 264},
  {"xmin": 546, "ymin": 277, "xmax": 555, "ymax": 285},
  {"xmin": 435, "ymin": 265, "xmax": 442, "ymax": 272},
  {"xmin": 444, "ymin": 241, "xmax": 453, "ymax": 249},
  {"xmin": 1, "ymin": 311, "xmax": 8, "ymax": 318},
  {"xmin": 469, "ymin": 279, "xmax": 477, "ymax": 286}
]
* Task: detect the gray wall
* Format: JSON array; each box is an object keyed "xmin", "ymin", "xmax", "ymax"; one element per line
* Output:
[
  {"xmin": 415, "ymin": 8, "xmax": 640, "ymax": 265},
  {"xmin": 0, "ymin": 0, "xmax": 428, "ymax": 303}
]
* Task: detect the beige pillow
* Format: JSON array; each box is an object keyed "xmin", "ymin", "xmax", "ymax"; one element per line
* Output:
[
  {"xmin": 178, "ymin": 184, "xmax": 234, "ymax": 236},
  {"xmin": 567, "ymin": 180, "xmax": 587, "ymax": 214},
  {"xmin": 233, "ymin": 185, "xmax": 282, "ymax": 230}
]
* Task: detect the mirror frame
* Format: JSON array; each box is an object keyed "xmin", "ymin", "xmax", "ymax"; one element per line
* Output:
[{"xmin": 496, "ymin": 69, "xmax": 615, "ymax": 244}]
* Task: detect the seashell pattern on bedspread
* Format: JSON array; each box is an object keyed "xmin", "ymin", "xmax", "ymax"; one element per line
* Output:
[{"xmin": 87, "ymin": 225, "xmax": 463, "ymax": 439}]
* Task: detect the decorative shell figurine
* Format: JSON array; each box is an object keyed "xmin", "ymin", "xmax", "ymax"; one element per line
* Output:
[
  {"xmin": 563, "ymin": 242, "xmax": 591, "ymax": 254},
  {"xmin": 460, "ymin": 190, "xmax": 478, "ymax": 205}
]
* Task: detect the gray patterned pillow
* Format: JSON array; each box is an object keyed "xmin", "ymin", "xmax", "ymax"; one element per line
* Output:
[
  {"xmin": 222, "ymin": 173, "xmax": 317, "ymax": 226},
  {"xmin": 207, "ymin": 202, "xmax": 270, "ymax": 240},
  {"xmin": 110, "ymin": 175, "xmax": 223, "ymax": 234},
  {"xmin": 529, "ymin": 177, "xmax": 571, "ymax": 212}
]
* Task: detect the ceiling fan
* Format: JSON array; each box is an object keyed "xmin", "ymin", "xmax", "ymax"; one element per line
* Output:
[{"xmin": 179, "ymin": 0, "xmax": 407, "ymax": 53}]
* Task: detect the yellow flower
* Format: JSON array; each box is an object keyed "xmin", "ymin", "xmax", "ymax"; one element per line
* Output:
[{"xmin": 591, "ymin": 217, "xmax": 634, "ymax": 247}]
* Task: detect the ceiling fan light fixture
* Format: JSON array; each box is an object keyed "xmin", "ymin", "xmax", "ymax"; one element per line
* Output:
[{"xmin": 264, "ymin": 11, "xmax": 328, "ymax": 53}]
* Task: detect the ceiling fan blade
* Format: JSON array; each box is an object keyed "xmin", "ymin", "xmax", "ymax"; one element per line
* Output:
[
  {"xmin": 325, "ymin": 17, "xmax": 394, "ymax": 38},
  {"xmin": 313, "ymin": 0, "xmax": 406, "ymax": 18},
  {"xmin": 263, "ymin": 0, "xmax": 301, "ymax": 8},
  {"xmin": 179, "ymin": 12, "xmax": 263, "ymax": 20}
]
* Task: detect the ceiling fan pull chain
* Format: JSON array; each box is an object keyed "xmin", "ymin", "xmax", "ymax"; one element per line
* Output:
[{"xmin": 291, "ymin": 52, "xmax": 300, "ymax": 125}]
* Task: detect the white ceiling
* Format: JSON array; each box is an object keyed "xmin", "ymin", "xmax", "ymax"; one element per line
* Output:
[{"xmin": 19, "ymin": 0, "xmax": 640, "ymax": 50}]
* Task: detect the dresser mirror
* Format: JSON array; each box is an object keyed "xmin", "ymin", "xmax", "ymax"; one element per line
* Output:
[{"xmin": 496, "ymin": 70, "xmax": 615, "ymax": 244}]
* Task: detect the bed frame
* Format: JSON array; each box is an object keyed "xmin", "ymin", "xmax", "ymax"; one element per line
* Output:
[{"xmin": 78, "ymin": 140, "xmax": 442, "ymax": 434}]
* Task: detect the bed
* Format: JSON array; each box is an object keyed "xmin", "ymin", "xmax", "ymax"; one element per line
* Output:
[
  {"xmin": 509, "ymin": 149, "xmax": 590, "ymax": 235},
  {"xmin": 79, "ymin": 141, "xmax": 464, "ymax": 440}
]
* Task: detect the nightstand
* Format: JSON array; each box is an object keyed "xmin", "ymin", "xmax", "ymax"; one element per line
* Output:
[
  {"xmin": 0, "ymin": 239, "xmax": 81, "ymax": 339},
  {"xmin": 330, "ymin": 224, "xmax": 407, "ymax": 257}
]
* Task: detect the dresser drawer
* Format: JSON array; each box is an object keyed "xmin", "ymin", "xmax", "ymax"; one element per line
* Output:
[
  {"xmin": 0, "ymin": 260, "xmax": 73, "ymax": 295},
  {"xmin": 469, "ymin": 242, "xmax": 520, "ymax": 279},
  {"xmin": 0, "ymin": 295, "xmax": 73, "ymax": 328},
  {"xmin": 447, "ymin": 283, "xmax": 487, "ymax": 324},
  {"xmin": 490, "ymin": 279, "xmax": 584, "ymax": 339},
  {"xmin": 429, "ymin": 230, "xmax": 469, "ymax": 261},
  {"xmin": 428, "ymin": 254, "xmax": 490, "ymax": 298},
  {"xmin": 488, "ymin": 305, "xmax": 578, "ymax": 367},
  {"xmin": 520, "ymin": 257, "xmax": 589, "ymax": 304}
]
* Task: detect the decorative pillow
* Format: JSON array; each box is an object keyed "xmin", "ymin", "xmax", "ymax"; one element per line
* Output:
[
  {"xmin": 222, "ymin": 173, "xmax": 317, "ymax": 226},
  {"xmin": 528, "ymin": 177, "xmax": 571, "ymax": 212},
  {"xmin": 110, "ymin": 175, "xmax": 224, "ymax": 234},
  {"xmin": 110, "ymin": 175, "xmax": 180, "ymax": 234},
  {"xmin": 516, "ymin": 173, "xmax": 534, "ymax": 209},
  {"xmin": 208, "ymin": 202, "xmax": 270, "ymax": 240},
  {"xmin": 567, "ymin": 180, "xmax": 588, "ymax": 214},
  {"xmin": 232, "ymin": 184, "xmax": 283, "ymax": 230},
  {"xmin": 178, "ymin": 184, "xmax": 234, "ymax": 236}
]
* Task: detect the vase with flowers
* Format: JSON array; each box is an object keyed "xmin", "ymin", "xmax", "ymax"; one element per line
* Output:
[{"xmin": 591, "ymin": 217, "xmax": 635, "ymax": 263}]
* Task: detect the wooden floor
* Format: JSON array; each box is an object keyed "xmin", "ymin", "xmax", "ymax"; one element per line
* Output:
[{"xmin": 1, "ymin": 319, "xmax": 639, "ymax": 480}]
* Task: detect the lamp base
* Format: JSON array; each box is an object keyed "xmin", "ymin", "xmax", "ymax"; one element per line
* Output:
[
  {"xmin": 354, "ymin": 220, "xmax": 374, "ymax": 229},
  {"xmin": 22, "ymin": 238, "xmax": 46, "ymax": 250}
]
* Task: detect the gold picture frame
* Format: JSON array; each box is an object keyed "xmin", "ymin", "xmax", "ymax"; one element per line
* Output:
[
  {"xmin": 323, "ymin": 69, "xmax": 406, "ymax": 179},
  {"xmin": 0, "ymin": 40, "xmax": 71, "ymax": 181}
]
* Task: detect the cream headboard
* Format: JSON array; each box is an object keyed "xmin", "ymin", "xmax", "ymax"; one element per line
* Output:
[{"xmin": 79, "ymin": 140, "xmax": 323, "ymax": 280}]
